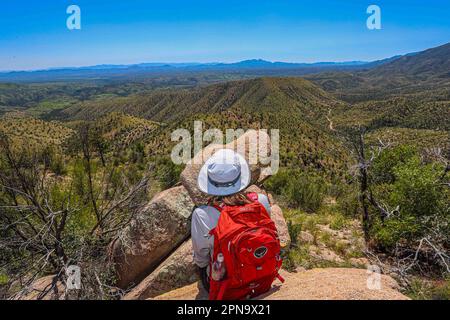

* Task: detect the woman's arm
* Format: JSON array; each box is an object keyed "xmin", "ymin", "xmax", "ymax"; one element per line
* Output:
[
  {"xmin": 191, "ymin": 206, "xmax": 220, "ymax": 268},
  {"xmin": 257, "ymin": 193, "xmax": 272, "ymax": 214}
]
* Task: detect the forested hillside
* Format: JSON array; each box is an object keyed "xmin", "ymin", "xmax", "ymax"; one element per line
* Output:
[
  {"xmin": 307, "ymin": 42, "xmax": 450, "ymax": 103},
  {"xmin": 52, "ymin": 77, "xmax": 338, "ymax": 122}
]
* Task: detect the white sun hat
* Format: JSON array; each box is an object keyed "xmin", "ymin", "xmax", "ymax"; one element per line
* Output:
[{"xmin": 197, "ymin": 149, "xmax": 251, "ymax": 196}]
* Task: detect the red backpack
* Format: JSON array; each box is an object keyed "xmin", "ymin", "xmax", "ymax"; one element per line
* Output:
[{"xmin": 208, "ymin": 192, "xmax": 284, "ymax": 300}]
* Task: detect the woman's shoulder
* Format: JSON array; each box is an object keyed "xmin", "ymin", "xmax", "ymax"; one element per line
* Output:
[
  {"xmin": 255, "ymin": 193, "xmax": 271, "ymax": 213},
  {"xmin": 193, "ymin": 205, "xmax": 221, "ymax": 215},
  {"xmin": 256, "ymin": 193, "xmax": 269, "ymax": 202}
]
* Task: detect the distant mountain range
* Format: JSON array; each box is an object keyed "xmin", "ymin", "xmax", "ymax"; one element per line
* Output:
[
  {"xmin": 0, "ymin": 51, "xmax": 421, "ymax": 83},
  {"xmin": 0, "ymin": 59, "xmax": 371, "ymax": 73}
]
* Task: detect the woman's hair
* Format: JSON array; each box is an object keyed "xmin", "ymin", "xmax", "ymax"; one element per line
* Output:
[{"xmin": 209, "ymin": 191, "xmax": 253, "ymax": 207}]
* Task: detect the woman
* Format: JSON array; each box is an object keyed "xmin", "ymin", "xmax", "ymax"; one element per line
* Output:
[{"xmin": 191, "ymin": 148, "xmax": 271, "ymax": 291}]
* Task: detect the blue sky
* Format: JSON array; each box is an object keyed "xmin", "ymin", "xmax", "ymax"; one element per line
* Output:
[{"xmin": 0, "ymin": 0, "xmax": 449, "ymax": 71}]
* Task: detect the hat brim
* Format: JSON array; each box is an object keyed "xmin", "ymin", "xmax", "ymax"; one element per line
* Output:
[{"xmin": 197, "ymin": 149, "xmax": 251, "ymax": 196}]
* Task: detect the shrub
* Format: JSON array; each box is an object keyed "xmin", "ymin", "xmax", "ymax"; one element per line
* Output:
[
  {"xmin": 432, "ymin": 279, "xmax": 450, "ymax": 300},
  {"xmin": 336, "ymin": 185, "xmax": 360, "ymax": 217},
  {"xmin": 367, "ymin": 146, "xmax": 450, "ymax": 272},
  {"xmin": 330, "ymin": 213, "xmax": 348, "ymax": 230},
  {"xmin": 287, "ymin": 220, "xmax": 301, "ymax": 247},
  {"xmin": 370, "ymin": 157, "xmax": 448, "ymax": 249},
  {"xmin": 370, "ymin": 145, "xmax": 417, "ymax": 184},
  {"xmin": 0, "ymin": 273, "xmax": 8, "ymax": 285},
  {"xmin": 263, "ymin": 169, "xmax": 292, "ymax": 195},
  {"xmin": 265, "ymin": 169, "xmax": 327, "ymax": 212},
  {"xmin": 407, "ymin": 278, "xmax": 450, "ymax": 300},
  {"xmin": 153, "ymin": 157, "xmax": 183, "ymax": 190},
  {"xmin": 285, "ymin": 174, "xmax": 327, "ymax": 212}
]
